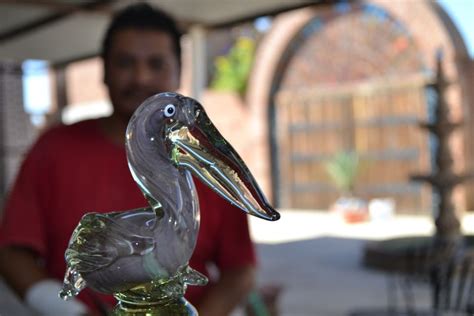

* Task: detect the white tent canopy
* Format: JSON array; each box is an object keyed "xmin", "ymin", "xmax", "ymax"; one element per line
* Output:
[{"xmin": 0, "ymin": 0, "xmax": 318, "ymax": 65}]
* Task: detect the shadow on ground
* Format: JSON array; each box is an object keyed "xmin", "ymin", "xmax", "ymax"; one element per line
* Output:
[{"xmin": 254, "ymin": 236, "xmax": 431, "ymax": 316}]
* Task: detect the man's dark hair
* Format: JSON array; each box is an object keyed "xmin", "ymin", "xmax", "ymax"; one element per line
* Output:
[{"xmin": 102, "ymin": 3, "xmax": 182, "ymax": 65}]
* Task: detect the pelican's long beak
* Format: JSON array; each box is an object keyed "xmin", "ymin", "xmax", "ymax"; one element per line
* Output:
[{"xmin": 166, "ymin": 104, "xmax": 280, "ymax": 221}]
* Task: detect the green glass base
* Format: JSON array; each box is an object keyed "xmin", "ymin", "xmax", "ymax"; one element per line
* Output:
[
  {"xmin": 112, "ymin": 297, "xmax": 197, "ymax": 316},
  {"xmin": 110, "ymin": 265, "xmax": 206, "ymax": 316}
]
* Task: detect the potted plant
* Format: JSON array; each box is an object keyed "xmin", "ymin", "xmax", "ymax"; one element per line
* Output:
[{"xmin": 325, "ymin": 151, "xmax": 368, "ymax": 223}]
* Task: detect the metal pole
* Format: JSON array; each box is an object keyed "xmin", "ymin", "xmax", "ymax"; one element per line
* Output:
[{"xmin": 189, "ymin": 25, "xmax": 207, "ymax": 101}]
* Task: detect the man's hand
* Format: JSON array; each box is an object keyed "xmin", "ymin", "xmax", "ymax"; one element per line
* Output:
[
  {"xmin": 196, "ymin": 266, "xmax": 255, "ymax": 316},
  {"xmin": 26, "ymin": 279, "xmax": 89, "ymax": 315},
  {"xmin": 0, "ymin": 246, "xmax": 90, "ymax": 315}
]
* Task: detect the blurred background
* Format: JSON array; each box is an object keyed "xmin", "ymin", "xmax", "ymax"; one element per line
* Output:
[{"xmin": 0, "ymin": 0, "xmax": 473, "ymax": 315}]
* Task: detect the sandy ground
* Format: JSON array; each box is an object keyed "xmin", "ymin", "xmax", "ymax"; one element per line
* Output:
[{"xmin": 238, "ymin": 210, "xmax": 474, "ymax": 316}]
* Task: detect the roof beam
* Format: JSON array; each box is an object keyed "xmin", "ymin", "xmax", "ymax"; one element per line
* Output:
[{"xmin": 0, "ymin": 0, "xmax": 112, "ymax": 43}]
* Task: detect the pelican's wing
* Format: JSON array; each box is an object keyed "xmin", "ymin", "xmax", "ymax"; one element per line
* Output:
[{"xmin": 65, "ymin": 212, "xmax": 155, "ymax": 273}]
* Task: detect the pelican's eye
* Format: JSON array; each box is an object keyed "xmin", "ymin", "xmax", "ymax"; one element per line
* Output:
[{"xmin": 164, "ymin": 104, "xmax": 176, "ymax": 118}]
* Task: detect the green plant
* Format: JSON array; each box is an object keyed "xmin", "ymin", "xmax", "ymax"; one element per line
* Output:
[
  {"xmin": 325, "ymin": 151, "xmax": 361, "ymax": 196},
  {"xmin": 210, "ymin": 36, "xmax": 255, "ymax": 94}
]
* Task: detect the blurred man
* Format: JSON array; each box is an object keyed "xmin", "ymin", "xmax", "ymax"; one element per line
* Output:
[{"xmin": 0, "ymin": 4, "xmax": 256, "ymax": 315}]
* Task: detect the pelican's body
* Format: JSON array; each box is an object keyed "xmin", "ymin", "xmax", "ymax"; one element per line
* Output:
[{"xmin": 60, "ymin": 92, "xmax": 279, "ymax": 299}]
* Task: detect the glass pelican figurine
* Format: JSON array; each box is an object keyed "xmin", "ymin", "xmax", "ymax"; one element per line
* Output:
[{"xmin": 59, "ymin": 92, "xmax": 280, "ymax": 315}]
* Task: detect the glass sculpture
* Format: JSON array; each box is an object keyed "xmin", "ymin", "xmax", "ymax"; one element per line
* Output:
[{"xmin": 59, "ymin": 92, "xmax": 280, "ymax": 315}]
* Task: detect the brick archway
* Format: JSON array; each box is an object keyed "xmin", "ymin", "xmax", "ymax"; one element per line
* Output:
[{"xmin": 246, "ymin": 0, "xmax": 471, "ymax": 210}]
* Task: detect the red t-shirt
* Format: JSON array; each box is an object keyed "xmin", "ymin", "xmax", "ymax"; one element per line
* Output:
[{"xmin": 0, "ymin": 119, "xmax": 255, "ymax": 311}]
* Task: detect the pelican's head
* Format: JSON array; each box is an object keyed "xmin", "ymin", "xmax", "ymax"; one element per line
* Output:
[{"xmin": 126, "ymin": 92, "xmax": 280, "ymax": 221}]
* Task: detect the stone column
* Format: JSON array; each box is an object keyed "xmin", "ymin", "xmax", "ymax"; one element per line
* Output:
[{"xmin": 0, "ymin": 61, "xmax": 37, "ymax": 209}]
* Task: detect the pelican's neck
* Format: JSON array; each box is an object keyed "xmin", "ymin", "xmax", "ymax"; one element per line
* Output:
[
  {"xmin": 126, "ymin": 103, "xmax": 200, "ymax": 232},
  {"xmin": 129, "ymin": 156, "xmax": 187, "ymax": 208}
]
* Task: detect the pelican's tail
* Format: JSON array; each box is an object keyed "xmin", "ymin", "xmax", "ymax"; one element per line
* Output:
[
  {"xmin": 135, "ymin": 264, "xmax": 207, "ymax": 300},
  {"xmin": 181, "ymin": 265, "xmax": 208, "ymax": 287}
]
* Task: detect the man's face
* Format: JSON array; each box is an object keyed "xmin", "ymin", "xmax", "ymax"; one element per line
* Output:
[{"xmin": 104, "ymin": 28, "xmax": 179, "ymax": 119}]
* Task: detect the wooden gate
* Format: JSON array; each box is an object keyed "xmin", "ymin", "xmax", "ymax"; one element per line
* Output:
[{"xmin": 273, "ymin": 76, "xmax": 432, "ymax": 212}]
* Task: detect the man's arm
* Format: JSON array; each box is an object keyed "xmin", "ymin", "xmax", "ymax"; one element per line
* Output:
[
  {"xmin": 196, "ymin": 265, "xmax": 255, "ymax": 316},
  {"xmin": 0, "ymin": 246, "xmax": 47, "ymax": 298},
  {"xmin": 0, "ymin": 246, "xmax": 91, "ymax": 315}
]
